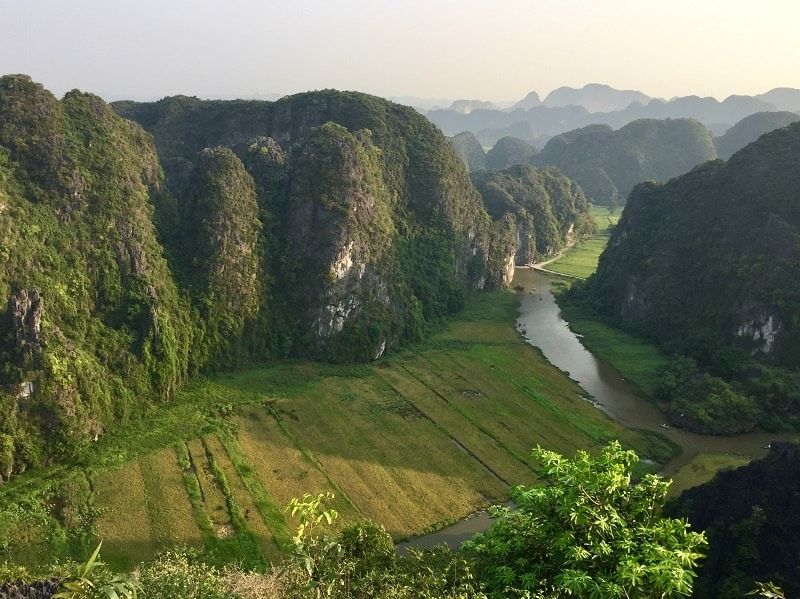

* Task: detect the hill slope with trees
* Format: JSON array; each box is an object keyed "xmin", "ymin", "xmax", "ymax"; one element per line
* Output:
[
  {"xmin": 533, "ymin": 118, "xmax": 717, "ymax": 204},
  {"xmin": 714, "ymin": 111, "xmax": 800, "ymax": 159},
  {"xmin": 485, "ymin": 136, "xmax": 538, "ymax": 170},
  {"xmin": 449, "ymin": 131, "xmax": 487, "ymax": 171},
  {"xmin": 671, "ymin": 443, "xmax": 800, "ymax": 598},
  {"xmin": 472, "ymin": 165, "xmax": 593, "ymax": 272},
  {"xmin": 566, "ymin": 122, "xmax": 800, "ymax": 433}
]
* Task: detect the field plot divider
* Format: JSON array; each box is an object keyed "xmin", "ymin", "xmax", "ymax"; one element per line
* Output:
[
  {"xmin": 201, "ymin": 437, "xmax": 267, "ymax": 568},
  {"xmin": 175, "ymin": 441, "xmax": 217, "ymax": 546},
  {"xmin": 398, "ymin": 363, "xmax": 534, "ymax": 470},
  {"xmin": 376, "ymin": 372, "xmax": 511, "ymax": 487},
  {"xmin": 217, "ymin": 430, "xmax": 294, "ymax": 552},
  {"xmin": 266, "ymin": 406, "xmax": 365, "ymax": 520}
]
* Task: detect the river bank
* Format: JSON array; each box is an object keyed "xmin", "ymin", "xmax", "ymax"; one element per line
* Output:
[{"xmin": 514, "ymin": 269, "xmax": 792, "ymax": 474}]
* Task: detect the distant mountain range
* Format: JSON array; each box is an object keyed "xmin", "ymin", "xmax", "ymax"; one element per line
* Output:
[
  {"xmin": 425, "ymin": 83, "xmax": 800, "ymax": 147},
  {"xmin": 451, "ymin": 108, "xmax": 800, "ymax": 205},
  {"xmin": 541, "ymin": 83, "xmax": 650, "ymax": 113},
  {"xmin": 533, "ymin": 118, "xmax": 717, "ymax": 204}
]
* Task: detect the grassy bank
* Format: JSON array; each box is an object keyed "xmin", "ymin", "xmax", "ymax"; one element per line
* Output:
[
  {"xmin": 668, "ymin": 453, "xmax": 752, "ymax": 496},
  {"xmin": 558, "ymin": 301, "xmax": 669, "ymax": 398},
  {"xmin": 0, "ymin": 290, "xmax": 663, "ymax": 570},
  {"xmin": 545, "ymin": 205, "xmax": 620, "ymax": 279}
]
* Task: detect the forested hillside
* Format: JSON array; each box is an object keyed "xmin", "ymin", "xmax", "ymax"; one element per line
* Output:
[
  {"xmin": 714, "ymin": 111, "xmax": 800, "ymax": 159},
  {"xmin": 0, "ymin": 76, "xmax": 509, "ymax": 477},
  {"xmin": 533, "ymin": 118, "xmax": 717, "ymax": 204},
  {"xmin": 671, "ymin": 443, "xmax": 800, "ymax": 598},
  {"xmin": 449, "ymin": 131, "xmax": 487, "ymax": 171},
  {"xmin": 0, "ymin": 75, "xmax": 196, "ymax": 479},
  {"xmin": 485, "ymin": 136, "xmax": 538, "ymax": 170},
  {"xmin": 567, "ymin": 122, "xmax": 800, "ymax": 433},
  {"xmin": 472, "ymin": 165, "xmax": 593, "ymax": 272}
]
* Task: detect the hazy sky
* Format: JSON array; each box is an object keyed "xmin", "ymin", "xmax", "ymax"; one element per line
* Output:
[{"xmin": 2, "ymin": 0, "xmax": 799, "ymax": 102}]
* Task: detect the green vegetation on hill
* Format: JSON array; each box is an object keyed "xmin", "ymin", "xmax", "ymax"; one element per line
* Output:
[
  {"xmin": 0, "ymin": 76, "xmax": 516, "ymax": 477},
  {"xmin": 670, "ymin": 443, "xmax": 800, "ymax": 598},
  {"xmin": 0, "ymin": 75, "xmax": 196, "ymax": 477},
  {"xmin": 714, "ymin": 111, "xmax": 800, "ymax": 159},
  {"xmin": 484, "ymin": 136, "xmax": 538, "ymax": 170},
  {"xmin": 566, "ymin": 121, "xmax": 800, "ymax": 434},
  {"xmin": 182, "ymin": 147, "xmax": 264, "ymax": 368},
  {"xmin": 472, "ymin": 165, "xmax": 593, "ymax": 268},
  {"xmin": 449, "ymin": 131, "xmax": 487, "ymax": 172},
  {"xmin": 116, "ymin": 89, "xmax": 513, "ymax": 360},
  {"xmin": 534, "ymin": 118, "xmax": 717, "ymax": 204}
]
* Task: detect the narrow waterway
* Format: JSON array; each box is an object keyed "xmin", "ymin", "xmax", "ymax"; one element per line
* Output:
[
  {"xmin": 514, "ymin": 268, "xmax": 788, "ymax": 475},
  {"xmin": 402, "ymin": 268, "xmax": 793, "ymax": 551}
]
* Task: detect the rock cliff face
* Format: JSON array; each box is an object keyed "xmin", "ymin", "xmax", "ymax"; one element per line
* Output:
[
  {"xmin": 472, "ymin": 165, "xmax": 593, "ymax": 269},
  {"xmin": 8, "ymin": 289, "xmax": 43, "ymax": 363},
  {"xmin": 276, "ymin": 124, "xmax": 396, "ymax": 359},
  {"xmin": 0, "ymin": 77, "xmax": 508, "ymax": 475}
]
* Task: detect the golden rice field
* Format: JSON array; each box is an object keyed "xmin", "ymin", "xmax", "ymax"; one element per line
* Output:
[{"xmin": 89, "ymin": 290, "xmax": 659, "ymax": 567}]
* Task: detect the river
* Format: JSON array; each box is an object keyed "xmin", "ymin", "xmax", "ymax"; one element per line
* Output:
[{"xmin": 401, "ymin": 268, "xmax": 792, "ymax": 551}]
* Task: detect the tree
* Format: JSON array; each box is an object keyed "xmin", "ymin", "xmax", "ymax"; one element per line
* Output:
[{"xmin": 464, "ymin": 441, "xmax": 707, "ymax": 598}]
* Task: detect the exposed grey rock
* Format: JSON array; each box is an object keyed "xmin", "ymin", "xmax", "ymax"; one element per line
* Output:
[{"xmin": 9, "ymin": 289, "xmax": 43, "ymax": 361}]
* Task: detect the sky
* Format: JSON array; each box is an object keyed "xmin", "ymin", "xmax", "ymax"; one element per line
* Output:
[{"xmin": 2, "ymin": 0, "xmax": 800, "ymax": 103}]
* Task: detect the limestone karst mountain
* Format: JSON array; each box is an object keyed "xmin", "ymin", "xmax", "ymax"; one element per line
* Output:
[
  {"xmin": 533, "ymin": 118, "xmax": 717, "ymax": 204},
  {"xmin": 569, "ymin": 121, "xmax": 800, "ymax": 432},
  {"xmin": 543, "ymin": 83, "xmax": 651, "ymax": 113},
  {"xmin": 714, "ymin": 111, "xmax": 800, "ymax": 159},
  {"xmin": 485, "ymin": 136, "xmax": 538, "ymax": 170},
  {"xmin": 472, "ymin": 164, "xmax": 593, "ymax": 271},
  {"xmin": 0, "ymin": 76, "xmax": 511, "ymax": 476},
  {"xmin": 449, "ymin": 131, "xmax": 488, "ymax": 171}
]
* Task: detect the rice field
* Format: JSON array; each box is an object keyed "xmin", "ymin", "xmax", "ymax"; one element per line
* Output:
[{"xmin": 17, "ymin": 289, "xmax": 661, "ymax": 568}]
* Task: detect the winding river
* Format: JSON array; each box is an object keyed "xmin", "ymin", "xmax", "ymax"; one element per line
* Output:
[{"xmin": 401, "ymin": 268, "xmax": 793, "ymax": 551}]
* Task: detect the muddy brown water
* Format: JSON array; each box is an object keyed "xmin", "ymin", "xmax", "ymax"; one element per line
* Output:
[{"xmin": 400, "ymin": 268, "xmax": 795, "ymax": 550}]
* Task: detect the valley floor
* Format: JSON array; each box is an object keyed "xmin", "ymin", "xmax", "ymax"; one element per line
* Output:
[
  {"xmin": 543, "ymin": 205, "xmax": 620, "ymax": 279},
  {"xmin": 0, "ymin": 291, "xmax": 660, "ymax": 571}
]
